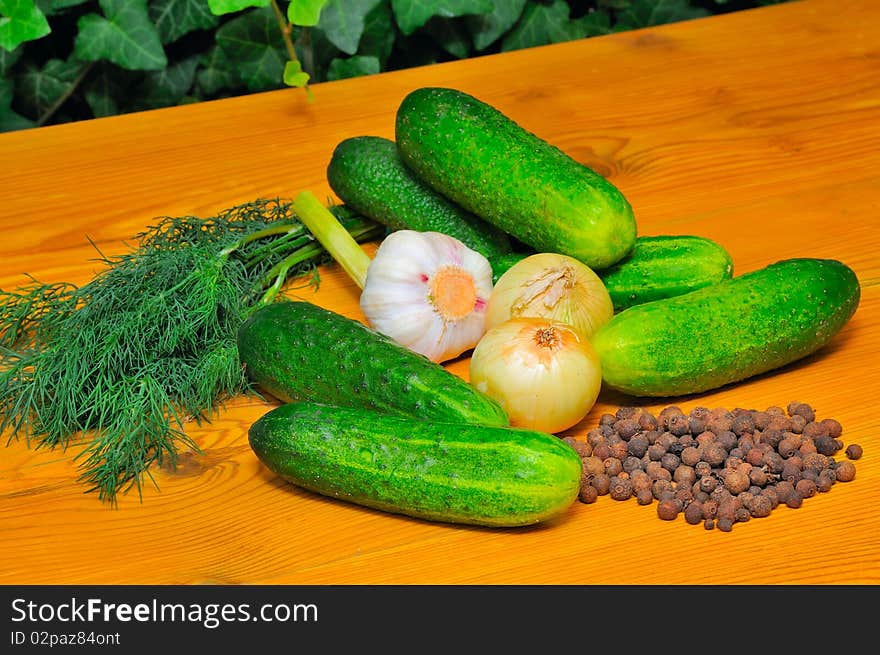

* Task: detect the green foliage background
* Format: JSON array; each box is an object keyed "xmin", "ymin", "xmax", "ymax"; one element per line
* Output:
[{"xmin": 0, "ymin": 0, "xmax": 788, "ymax": 133}]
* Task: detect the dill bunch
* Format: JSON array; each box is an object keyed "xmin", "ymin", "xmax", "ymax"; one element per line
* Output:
[{"xmin": 0, "ymin": 197, "xmax": 384, "ymax": 503}]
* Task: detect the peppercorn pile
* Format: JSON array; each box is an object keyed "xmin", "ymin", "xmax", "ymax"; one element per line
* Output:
[{"xmin": 566, "ymin": 402, "xmax": 862, "ymax": 532}]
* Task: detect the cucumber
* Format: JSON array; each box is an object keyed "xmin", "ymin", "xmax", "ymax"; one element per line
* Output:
[
  {"xmin": 248, "ymin": 401, "xmax": 582, "ymax": 527},
  {"xmin": 395, "ymin": 87, "xmax": 637, "ymax": 270},
  {"xmin": 599, "ymin": 235, "xmax": 734, "ymax": 312},
  {"xmin": 237, "ymin": 300, "xmax": 509, "ymax": 427},
  {"xmin": 485, "ymin": 235, "xmax": 732, "ymax": 305},
  {"xmin": 327, "ymin": 135, "xmax": 513, "ymax": 262},
  {"xmin": 487, "ymin": 251, "xmax": 530, "ymax": 285},
  {"xmin": 591, "ymin": 258, "xmax": 860, "ymax": 396}
]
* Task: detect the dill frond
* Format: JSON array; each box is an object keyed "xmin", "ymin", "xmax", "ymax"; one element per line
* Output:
[{"xmin": 0, "ymin": 197, "xmax": 385, "ymax": 503}]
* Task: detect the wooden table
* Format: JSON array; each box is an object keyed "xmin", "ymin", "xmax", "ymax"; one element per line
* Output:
[{"xmin": 1, "ymin": 0, "xmax": 878, "ymax": 586}]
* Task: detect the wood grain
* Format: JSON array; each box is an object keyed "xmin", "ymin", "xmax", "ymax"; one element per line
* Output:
[{"xmin": 1, "ymin": 0, "xmax": 878, "ymax": 585}]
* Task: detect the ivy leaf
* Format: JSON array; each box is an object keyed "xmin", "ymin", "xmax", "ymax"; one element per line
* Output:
[
  {"xmin": 282, "ymin": 58, "xmax": 309, "ymax": 87},
  {"xmin": 614, "ymin": 0, "xmax": 709, "ymax": 30},
  {"xmin": 127, "ymin": 55, "xmax": 199, "ymax": 110},
  {"xmin": 195, "ymin": 44, "xmax": 240, "ymax": 96},
  {"xmin": 0, "ymin": 76, "xmax": 33, "ymax": 130},
  {"xmin": 0, "ymin": 0, "xmax": 51, "ymax": 50},
  {"xmin": 74, "ymin": 0, "xmax": 167, "ymax": 71},
  {"xmin": 357, "ymin": 0, "xmax": 395, "ymax": 66},
  {"xmin": 424, "ymin": 17, "xmax": 471, "ymax": 59},
  {"xmin": 14, "ymin": 56, "xmax": 85, "ymax": 118},
  {"xmin": 287, "ymin": 0, "xmax": 328, "ymax": 26},
  {"xmin": 579, "ymin": 9, "xmax": 613, "ymax": 37},
  {"xmin": 215, "ymin": 6, "xmax": 286, "ymax": 91},
  {"xmin": 326, "ymin": 54, "xmax": 378, "ymax": 81},
  {"xmin": 391, "ymin": 0, "xmax": 492, "ymax": 37},
  {"xmin": 82, "ymin": 61, "xmax": 132, "ymax": 117},
  {"xmin": 149, "ymin": 0, "xmax": 218, "ymax": 44},
  {"xmin": 37, "ymin": 0, "xmax": 90, "ymax": 14},
  {"xmin": 317, "ymin": 0, "xmax": 381, "ymax": 55},
  {"xmin": 465, "ymin": 0, "xmax": 526, "ymax": 51},
  {"xmin": 207, "ymin": 0, "xmax": 268, "ymax": 15},
  {"xmin": 0, "ymin": 40, "xmax": 22, "ymax": 74},
  {"xmin": 501, "ymin": 0, "xmax": 587, "ymax": 52}
]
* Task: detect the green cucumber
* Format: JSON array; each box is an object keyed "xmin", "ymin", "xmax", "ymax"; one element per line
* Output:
[
  {"xmin": 248, "ymin": 401, "xmax": 582, "ymax": 527},
  {"xmin": 237, "ymin": 300, "xmax": 509, "ymax": 426},
  {"xmin": 487, "ymin": 251, "xmax": 530, "ymax": 285},
  {"xmin": 599, "ymin": 235, "xmax": 734, "ymax": 312},
  {"xmin": 395, "ymin": 87, "xmax": 637, "ymax": 270},
  {"xmin": 592, "ymin": 258, "xmax": 860, "ymax": 396},
  {"xmin": 327, "ymin": 135, "xmax": 513, "ymax": 262}
]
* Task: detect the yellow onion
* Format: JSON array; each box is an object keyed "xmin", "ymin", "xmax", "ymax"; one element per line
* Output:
[
  {"xmin": 469, "ymin": 317, "xmax": 602, "ymax": 434},
  {"xmin": 486, "ymin": 252, "xmax": 613, "ymax": 341}
]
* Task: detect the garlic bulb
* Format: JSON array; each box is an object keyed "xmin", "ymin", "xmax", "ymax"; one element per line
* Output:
[
  {"xmin": 486, "ymin": 252, "xmax": 614, "ymax": 341},
  {"xmin": 359, "ymin": 230, "xmax": 493, "ymax": 363}
]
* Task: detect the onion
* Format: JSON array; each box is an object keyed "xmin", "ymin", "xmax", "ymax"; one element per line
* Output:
[
  {"xmin": 486, "ymin": 252, "xmax": 613, "ymax": 341},
  {"xmin": 469, "ymin": 317, "xmax": 602, "ymax": 434}
]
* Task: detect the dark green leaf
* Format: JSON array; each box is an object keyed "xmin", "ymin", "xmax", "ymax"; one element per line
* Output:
[
  {"xmin": 465, "ymin": 0, "xmax": 526, "ymax": 51},
  {"xmin": 579, "ymin": 9, "xmax": 613, "ymax": 37},
  {"xmin": 38, "ymin": 0, "xmax": 91, "ymax": 14},
  {"xmin": 74, "ymin": 0, "xmax": 167, "ymax": 71},
  {"xmin": 614, "ymin": 0, "xmax": 709, "ymax": 31},
  {"xmin": 127, "ymin": 54, "xmax": 199, "ymax": 111},
  {"xmin": 0, "ymin": 0, "xmax": 51, "ymax": 50},
  {"xmin": 14, "ymin": 56, "xmax": 85, "ymax": 118},
  {"xmin": 357, "ymin": 0, "xmax": 395, "ymax": 65},
  {"xmin": 195, "ymin": 44, "xmax": 240, "ymax": 96},
  {"xmin": 501, "ymin": 0, "xmax": 586, "ymax": 52},
  {"xmin": 207, "ymin": 0, "xmax": 268, "ymax": 15},
  {"xmin": 0, "ymin": 76, "xmax": 33, "ymax": 130},
  {"xmin": 287, "ymin": 0, "xmax": 327, "ymax": 26},
  {"xmin": 0, "ymin": 40, "xmax": 21, "ymax": 74},
  {"xmin": 215, "ymin": 6, "xmax": 286, "ymax": 91},
  {"xmin": 391, "ymin": 0, "xmax": 492, "ymax": 36},
  {"xmin": 317, "ymin": 0, "xmax": 381, "ymax": 55},
  {"xmin": 424, "ymin": 17, "xmax": 471, "ymax": 59},
  {"xmin": 326, "ymin": 53, "xmax": 378, "ymax": 81},
  {"xmin": 82, "ymin": 61, "xmax": 132, "ymax": 117},
  {"xmin": 150, "ymin": 0, "xmax": 218, "ymax": 44}
]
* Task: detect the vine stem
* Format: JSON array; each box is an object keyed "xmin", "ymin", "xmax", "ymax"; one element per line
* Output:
[{"xmin": 271, "ymin": 0, "xmax": 300, "ymax": 64}]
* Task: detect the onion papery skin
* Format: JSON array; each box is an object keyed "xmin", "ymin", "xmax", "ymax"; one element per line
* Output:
[{"xmin": 469, "ymin": 317, "xmax": 602, "ymax": 434}]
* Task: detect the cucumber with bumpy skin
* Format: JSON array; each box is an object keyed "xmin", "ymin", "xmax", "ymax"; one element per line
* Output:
[
  {"xmin": 237, "ymin": 300, "xmax": 509, "ymax": 426},
  {"xmin": 395, "ymin": 87, "xmax": 637, "ymax": 270},
  {"xmin": 599, "ymin": 235, "xmax": 734, "ymax": 312},
  {"xmin": 592, "ymin": 258, "xmax": 860, "ymax": 396},
  {"xmin": 485, "ymin": 235, "xmax": 733, "ymax": 305},
  {"xmin": 327, "ymin": 135, "xmax": 514, "ymax": 262},
  {"xmin": 248, "ymin": 401, "xmax": 582, "ymax": 527}
]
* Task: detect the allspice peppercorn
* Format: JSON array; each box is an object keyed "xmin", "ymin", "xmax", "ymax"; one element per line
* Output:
[
  {"xmin": 845, "ymin": 444, "xmax": 863, "ymax": 460},
  {"xmin": 657, "ymin": 499, "xmax": 680, "ymax": 521},
  {"xmin": 579, "ymin": 485, "xmax": 598, "ymax": 504},
  {"xmin": 609, "ymin": 476, "xmax": 634, "ymax": 501},
  {"xmin": 684, "ymin": 501, "xmax": 704, "ymax": 525},
  {"xmin": 723, "ymin": 469, "xmax": 751, "ymax": 495},
  {"xmin": 574, "ymin": 401, "xmax": 860, "ymax": 533},
  {"xmin": 835, "ymin": 461, "xmax": 856, "ymax": 482}
]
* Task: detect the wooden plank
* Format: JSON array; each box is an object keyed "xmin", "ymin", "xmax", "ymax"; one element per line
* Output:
[{"xmin": 1, "ymin": 0, "xmax": 878, "ymax": 585}]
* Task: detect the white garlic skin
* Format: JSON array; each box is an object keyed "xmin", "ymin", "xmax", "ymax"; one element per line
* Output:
[{"xmin": 359, "ymin": 230, "xmax": 493, "ymax": 363}]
